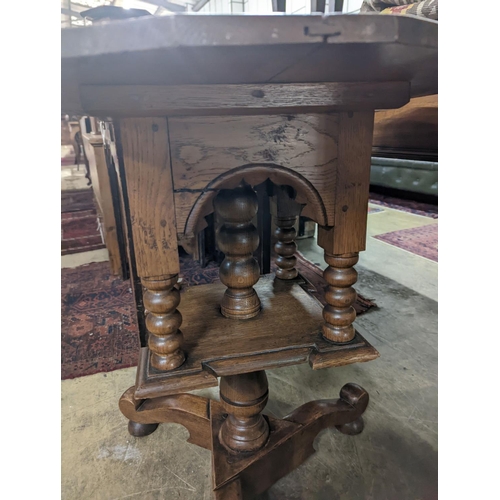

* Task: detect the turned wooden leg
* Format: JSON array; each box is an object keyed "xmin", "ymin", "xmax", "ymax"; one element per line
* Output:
[
  {"xmin": 213, "ymin": 184, "xmax": 261, "ymax": 320},
  {"xmin": 322, "ymin": 252, "xmax": 359, "ymax": 343},
  {"xmin": 142, "ymin": 276, "xmax": 185, "ymax": 371},
  {"xmin": 219, "ymin": 371, "xmax": 270, "ymax": 453},
  {"xmin": 274, "ymin": 215, "xmax": 298, "ymax": 280},
  {"xmin": 272, "ymin": 185, "xmax": 302, "ymax": 280}
]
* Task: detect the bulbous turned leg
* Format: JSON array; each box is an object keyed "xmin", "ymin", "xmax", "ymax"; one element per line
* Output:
[
  {"xmin": 274, "ymin": 215, "xmax": 298, "ymax": 280},
  {"xmin": 322, "ymin": 252, "xmax": 359, "ymax": 343},
  {"xmin": 272, "ymin": 184, "xmax": 302, "ymax": 281},
  {"xmin": 219, "ymin": 371, "xmax": 270, "ymax": 453},
  {"xmin": 142, "ymin": 275, "xmax": 185, "ymax": 371},
  {"xmin": 213, "ymin": 184, "xmax": 261, "ymax": 320}
]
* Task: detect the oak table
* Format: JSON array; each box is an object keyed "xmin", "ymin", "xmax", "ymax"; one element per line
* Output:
[{"xmin": 62, "ymin": 14, "xmax": 437, "ymax": 499}]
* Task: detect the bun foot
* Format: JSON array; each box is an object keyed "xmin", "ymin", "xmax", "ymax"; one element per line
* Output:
[
  {"xmin": 336, "ymin": 417, "xmax": 364, "ymax": 436},
  {"xmin": 128, "ymin": 420, "xmax": 159, "ymax": 437}
]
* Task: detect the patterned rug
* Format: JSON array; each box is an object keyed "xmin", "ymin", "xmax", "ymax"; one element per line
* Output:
[
  {"xmin": 61, "ymin": 188, "xmax": 106, "ymax": 256},
  {"xmin": 369, "ymin": 193, "xmax": 438, "ymax": 219},
  {"xmin": 62, "ymin": 254, "xmax": 377, "ymax": 380},
  {"xmin": 374, "ymin": 223, "xmax": 438, "ymax": 262},
  {"xmin": 61, "ymin": 209, "xmax": 105, "ymax": 256},
  {"xmin": 62, "ymin": 188, "xmax": 95, "ymax": 213}
]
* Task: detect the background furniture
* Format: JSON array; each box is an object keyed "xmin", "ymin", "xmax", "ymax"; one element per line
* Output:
[
  {"xmin": 62, "ymin": 13, "xmax": 437, "ymax": 499},
  {"xmin": 79, "ymin": 116, "xmax": 127, "ymax": 276},
  {"xmin": 370, "ymin": 94, "xmax": 438, "ymax": 197}
]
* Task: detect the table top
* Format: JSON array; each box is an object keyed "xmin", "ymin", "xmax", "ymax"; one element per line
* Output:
[{"xmin": 62, "ymin": 14, "xmax": 437, "ymax": 114}]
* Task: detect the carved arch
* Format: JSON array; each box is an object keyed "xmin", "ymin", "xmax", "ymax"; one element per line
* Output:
[{"xmin": 182, "ymin": 163, "xmax": 328, "ymax": 236}]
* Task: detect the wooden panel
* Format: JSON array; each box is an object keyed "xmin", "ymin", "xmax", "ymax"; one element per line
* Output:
[
  {"xmin": 81, "ymin": 130, "xmax": 123, "ymax": 275},
  {"xmin": 170, "ymin": 113, "xmax": 339, "ymax": 232},
  {"xmin": 134, "ymin": 274, "xmax": 379, "ymax": 399},
  {"xmin": 79, "ymin": 82, "xmax": 409, "ymax": 117},
  {"xmin": 117, "ymin": 117, "xmax": 180, "ymax": 278},
  {"xmin": 317, "ymin": 111, "xmax": 374, "ymax": 255}
]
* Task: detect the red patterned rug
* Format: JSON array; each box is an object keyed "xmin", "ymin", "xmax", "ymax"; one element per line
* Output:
[
  {"xmin": 61, "ymin": 188, "xmax": 106, "ymax": 256},
  {"xmin": 374, "ymin": 223, "xmax": 438, "ymax": 262},
  {"xmin": 62, "ymin": 254, "xmax": 376, "ymax": 380},
  {"xmin": 61, "ymin": 209, "xmax": 105, "ymax": 256},
  {"xmin": 369, "ymin": 193, "xmax": 438, "ymax": 219},
  {"xmin": 62, "ymin": 188, "xmax": 95, "ymax": 213}
]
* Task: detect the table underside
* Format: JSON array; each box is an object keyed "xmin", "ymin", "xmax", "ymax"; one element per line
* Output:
[{"xmin": 134, "ymin": 273, "xmax": 379, "ymax": 399}]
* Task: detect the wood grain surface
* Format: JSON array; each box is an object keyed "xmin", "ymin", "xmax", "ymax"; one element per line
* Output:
[
  {"xmin": 169, "ymin": 113, "xmax": 339, "ymax": 235},
  {"xmin": 79, "ymin": 82, "xmax": 409, "ymax": 117},
  {"xmin": 117, "ymin": 117, "xmax": 180, "ymax": 278},
  {"xmin": 318, "ymin": 111, "xmax": 374, "ymax": 255}
]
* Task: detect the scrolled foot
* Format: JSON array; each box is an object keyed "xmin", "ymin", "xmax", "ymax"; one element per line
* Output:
[
  {"xmin": 336, "ymin": 417, "xmax": 364, "ymax": 435},
  {"xmin": 128, "ymin": 420, "xmax": 159, "ymax": 437},
  {"xmin": 339, "ymin": 383, "xmax": 369, "ymax": 414},
  {"xmin": 119, "ymin": 386, "xmax": 212, "ymax": 449}
]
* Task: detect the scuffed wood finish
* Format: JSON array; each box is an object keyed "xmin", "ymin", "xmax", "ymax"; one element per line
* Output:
[
  {"xmin": 317, "ymin": 111, "xmax": 374, "ymax": 255},
  {"xmin": 142, "ymin": 275, "xmax": 185, "ymax": 371},
  {"xmin": 214, "ymin": 185, "xmax": 261, "ymax": 320},
  {"xmin": 79, "ymin": 81, "xmax": 409, "ymax": 117},
  {"xmin": 170, "ymin": 113, "xmax": 339, "ymax": 234},
  {"xmin": 117, "ymin": 117, "xmax": 180, "ymax": 279},
  {"xmin": 133, "ymin": 274, "xmax": 379, "ymax": 399}
]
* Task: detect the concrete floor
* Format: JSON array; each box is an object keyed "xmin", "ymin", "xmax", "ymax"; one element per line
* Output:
[{"xmin": 62, "ymin": 196, "xmax": 438, "ymax": 500}]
